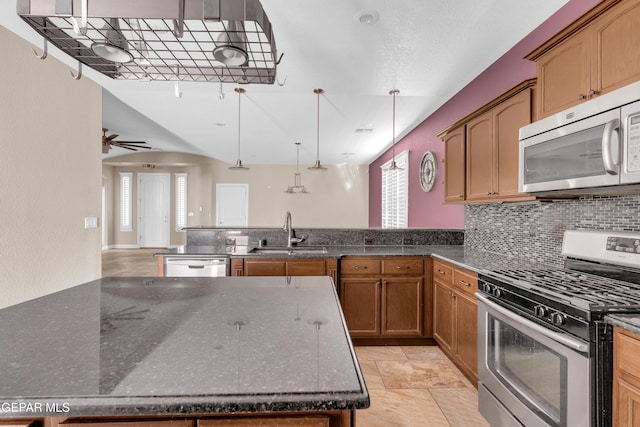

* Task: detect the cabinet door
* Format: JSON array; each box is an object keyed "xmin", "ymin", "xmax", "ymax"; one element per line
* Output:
[
  {"xmin": 381, "ymin": 277, "xmax": 423, "ymax": 337},
  {"xmin": 493, "ymin": 89, "xmax": 532, "ymax": 199},
  {"xmin": 433, "ymin": 280, "xmax": 454, "ymax": 354},
  {"xmin": 454, "ymin": 291, "xmax": 478, "ymax": 384},
  {"xmin": 340, "ymin": 278, "xmax": 381, "ymax": 337},
  {"xmin": 465, "ymin": 111, "xmax": 493, "ymax": 201},
  {"xmin": 590, "ymin": 0, "xmax": 640, "ymax": 96},
  {"xmin": 536, "ymin": 29, "xmax": 590, "ymax": 119},
  {"xmin": 286, "ymin": 259, "xmax": 326, "ymax": 276},
  {"xmin": 443, "ymin": 125, "xmax": 466, "ymax": 203},
  {"xmin": 243, "ymin": 259, "xmax": 286, "ymax": 276}
]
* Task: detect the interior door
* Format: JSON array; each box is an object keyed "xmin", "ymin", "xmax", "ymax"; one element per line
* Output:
[
  {"xmin": 138, "ymin": 173, "xmax": 170, "ymax": 248},
  {"xmin": 216, "ymin": 183, "xmax": 248, "ymax": 226}
]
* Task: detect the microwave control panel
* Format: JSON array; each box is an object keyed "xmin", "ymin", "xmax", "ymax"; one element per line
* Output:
[{"xmin": 628, "ymin": 113, "xmax": 640, "ymax": 172}]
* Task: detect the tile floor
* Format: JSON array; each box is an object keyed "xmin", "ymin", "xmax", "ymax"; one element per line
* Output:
[{"xmin": 102, "ymin": 249, "xmax": 489, "ymax": 427}]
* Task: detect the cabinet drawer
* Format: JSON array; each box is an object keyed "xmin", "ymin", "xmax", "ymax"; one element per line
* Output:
[
  {"xmin": 340, "ymin": 258, "xmax": 381, "ymax": 275},
  {"xmin": 243, "ymin": 259, "xmax": 286, "ymax": 276},
  {"xmin": 433, "ymin": 260, "xmax": 454, "ymax": 284},
  {"xmin": 382, "ymin": 258, "xmax": 424, "ymax": 276},
  {"xmin": 453, "ymin": 268, "xmax": 478, "ymax": 296},
  {"xmin": 287, "ymin": 259, "xmax": 326, "ymax": 276}
]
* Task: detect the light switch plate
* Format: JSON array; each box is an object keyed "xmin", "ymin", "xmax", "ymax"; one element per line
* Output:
[{"xmin": 84, "ymin": 217, "xmax": 98, "ymax": 229}]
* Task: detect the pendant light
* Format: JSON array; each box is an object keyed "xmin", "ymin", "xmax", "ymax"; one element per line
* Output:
[
  {"xmin": 308, "ymin": 88, "xmax": 328, "ymax": 170},
  {"xmin": 285, "ymin": 142, "xmax": 310, "ymax": 194},
  {"xmin": 229, "ymin": 87, "xmax": 249, "ymax": 170},
  {"xmin": 384, "ymin": 89, "xmax": 404, "ymax": 171}
]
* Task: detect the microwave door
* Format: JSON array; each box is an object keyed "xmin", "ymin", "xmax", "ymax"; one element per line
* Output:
[
  {"xmin": 621, "ymin": 100, "xmax": 640, "ymax": 184},
  {"xmin": 519, "ymin": 109, "xmax": 621, "ymax": 193}
]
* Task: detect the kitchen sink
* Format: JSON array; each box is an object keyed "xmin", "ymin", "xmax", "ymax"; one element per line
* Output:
[{"xmin": 249, "ymin": 247, "xmax": 328, "ymax": 255}]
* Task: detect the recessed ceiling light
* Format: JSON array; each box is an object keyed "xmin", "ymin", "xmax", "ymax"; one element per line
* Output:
[
  {"xmin": 215, "ymin": 123, "xmax": 226, "ymax": 126},
  {"xmin": 355, "ymin": 128, "xmax": 374, "ymax": 133},
  {"xmin": 354, "ymin": 9, "xmax": 379, "ymax": 25}
]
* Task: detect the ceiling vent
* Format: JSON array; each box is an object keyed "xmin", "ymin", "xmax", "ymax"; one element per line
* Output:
[{"xmin": 17, "ymin": 0, "xmax": 279, "ymax": 84}]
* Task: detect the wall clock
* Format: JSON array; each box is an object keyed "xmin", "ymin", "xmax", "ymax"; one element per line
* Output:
[{"xmin": 419, "ymin": 151, "xmax": 437, "ymax": 192}]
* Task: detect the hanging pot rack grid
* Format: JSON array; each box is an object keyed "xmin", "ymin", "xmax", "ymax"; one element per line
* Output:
[{"xmin": 20, "ymin": 12, "xmax": 278, "ymax": 83}]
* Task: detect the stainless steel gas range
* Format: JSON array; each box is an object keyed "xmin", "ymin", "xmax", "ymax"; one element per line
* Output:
[{"xmin": 477, "ymin": 230, "xmax": 640, "ymax": 427}]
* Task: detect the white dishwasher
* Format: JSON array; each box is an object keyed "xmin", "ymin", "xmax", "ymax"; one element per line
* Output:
[{"xmin": 164, "ymin": 257, "xmax": 230, "ymax": 277}]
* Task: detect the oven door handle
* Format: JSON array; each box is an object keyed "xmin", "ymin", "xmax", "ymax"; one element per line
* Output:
[{"xmin": 477, "ymin": 293, "xmax": 589, "ymax": 353}]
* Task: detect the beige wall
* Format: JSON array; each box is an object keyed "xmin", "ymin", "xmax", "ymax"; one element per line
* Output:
[
  {"xmin": 0, "ymin": 26, "xmax": 102, "ymax": 308},
  {"xmin": 103, "ymin": 152, "xmax": 368, "ymax": 247}
]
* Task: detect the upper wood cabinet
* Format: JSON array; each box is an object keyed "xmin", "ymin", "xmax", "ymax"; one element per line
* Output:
[
  {"xmin": 443, "ymin": 125, "xmax": 466, "ymax": 203},
  {"xmin": 439, "ymin": 80, "xmax": 535, "ymax": 204},
  {"xmin": 528, "ymin": 0, "xmax": 640, "ymax": 118}
]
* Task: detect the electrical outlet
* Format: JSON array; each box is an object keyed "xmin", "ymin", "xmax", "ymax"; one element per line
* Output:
[
  {"xmin": 403, "ymin": 237, "xmax": 413, "ymax": 245},
  {"xmin": 364, "ymin": 238, "xmax": 374, "ymax": 245},
  {"xmin": 84, "ymin": 217, "xmax": 98, "ymax": 229}
]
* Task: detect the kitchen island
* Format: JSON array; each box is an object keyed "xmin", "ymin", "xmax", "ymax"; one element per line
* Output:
[{"xmin": 0, "ymin": 276, "xmax": 368, "ymax": 426}]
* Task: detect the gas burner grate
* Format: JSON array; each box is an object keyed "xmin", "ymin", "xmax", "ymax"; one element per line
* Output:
[{"xmin": 489, "ymin": 268, "xmax": 640, "ymax": 309}]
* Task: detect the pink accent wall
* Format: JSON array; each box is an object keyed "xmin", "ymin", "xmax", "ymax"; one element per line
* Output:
[{"xmin": 368, "ymin": 0, "xmax": 601, "ymax": 228}]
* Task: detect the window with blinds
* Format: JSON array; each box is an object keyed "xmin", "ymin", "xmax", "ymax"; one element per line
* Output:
[
  {"xmin": 175, "ymin": 173, "xmax": 188, "ymax": 231},
  {"xmin": 119, "ymin": 172, "xmax": 132, "ymax": 232},
  {"xmin": 380, "ymin": 150, "xmax": 409, "ymax": 228}
]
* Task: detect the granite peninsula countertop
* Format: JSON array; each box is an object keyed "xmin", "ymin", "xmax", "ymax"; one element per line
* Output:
[
  {"xmin": 0, "ymin": 276, "xmax": 369, "ymax": 418},
  {"xmin": 606, "ymin": 314, "xmax": 640, "ymax": 336}
]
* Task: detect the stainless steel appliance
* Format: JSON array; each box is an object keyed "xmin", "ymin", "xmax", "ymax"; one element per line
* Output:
[
  {"xmin": 518, "ymin": 81, "xmax": 640, "ymax": 196},
  {"xmin": 478, "ymin": 230, "xmax": 640, "ymax": 427},
  {"xmin": 164, "ymin": 256, "xmax": 230, "ymax": 277}
]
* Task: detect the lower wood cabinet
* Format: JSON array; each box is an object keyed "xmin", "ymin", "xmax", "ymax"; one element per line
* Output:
[
  {"xmin": 236, "ymin": 258, "xmax": 338, "ymax": 285},
  {"xmin": 432, "ymin": 259, "xmax": 478, "ymax": 385},
  {"xmin": 199, "ymin": 416, "xmax": 329, "ymax": 426},
  {"xmin": 339, "ymin": 257, "xmax": 427, "ymax": 339},
  {"xmin": 613, "ymin": 326, "xmax": 640, "ymax": 426}
]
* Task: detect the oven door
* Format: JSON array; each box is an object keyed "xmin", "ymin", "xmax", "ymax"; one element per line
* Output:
[{"xmin": 477, "ymin": 294, "xmax": 591, "ymax": 427}]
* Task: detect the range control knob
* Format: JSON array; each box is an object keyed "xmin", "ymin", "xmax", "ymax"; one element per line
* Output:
[
  {"xmin": 492, "ymin": 287, "xmax": 503, "ymax": 298},
  {"xmin": 534, "ymin": 305, "xmax": 548, "ymax": 318},
  {"xmin": 482, "ymin": 283, "xmax": 493, "ymax": 293},
  {"xmin": 551, "ymin": 312, "xmax": 567, "ymax": 326}
]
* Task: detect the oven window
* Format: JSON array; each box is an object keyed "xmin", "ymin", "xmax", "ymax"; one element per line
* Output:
[{"xmin": 488, "ymin": 313, "xmax": 567, "ymax": 426}]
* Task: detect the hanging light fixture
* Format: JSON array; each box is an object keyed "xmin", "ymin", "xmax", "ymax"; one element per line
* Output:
[
  {"xmin": 229, "ymin": 87, "xmax": 249, "ymax": 170},
  {"xmin": 308, "ymin": 88, "xmax": 328, "ymax": 170},
  {"xmin": 91, "ymin": 18, "xmax": 134, "ymax": 63},
  {"xmin": 384, "ymin": 89, "xmax": 404, "ymax": 171},
  {"xmin": 285, "ymin": 142, "xmax": 310, "ymax": 194}
]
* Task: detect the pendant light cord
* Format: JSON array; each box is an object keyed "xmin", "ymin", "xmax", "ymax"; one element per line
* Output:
[{"xmin": 237, "ymin": 88, "xmax": 241, "ymax": 160}]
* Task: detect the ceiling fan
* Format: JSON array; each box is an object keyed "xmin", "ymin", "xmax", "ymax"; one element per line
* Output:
[{"xmin": 102, "ymin": 128, "xmax": 152, "ymax": 154}]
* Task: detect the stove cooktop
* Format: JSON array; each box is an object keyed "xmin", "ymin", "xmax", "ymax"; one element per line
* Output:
[{"xmin": 484, "ymin": 268, "xmax": 640, "ymax": 311}]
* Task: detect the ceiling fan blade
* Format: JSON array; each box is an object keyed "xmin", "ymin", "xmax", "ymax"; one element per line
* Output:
[
  {"xmin": 114, "ymin": 144, "xmax": 138, "ymax": 151},
  {"xmin": 106, "ymin": 134, "xmax": 119, "ymax": 141},
  {"xmin": 115, "ymin": 141, "xmax": 147, "ymax": 145},
  {"xmin": 119, "ymin": 144, "xmax": 152, "ymax": 150}
]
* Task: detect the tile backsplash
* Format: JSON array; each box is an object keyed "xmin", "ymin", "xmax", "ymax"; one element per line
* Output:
[{"xmin": 465, "ymin": 195, "xmax": 640, "ymax": 266}]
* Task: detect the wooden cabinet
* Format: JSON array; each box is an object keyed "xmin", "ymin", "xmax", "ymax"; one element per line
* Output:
[
  {"xmin": 438, "ymin": 79, "xmax": 535, "ymax": 205},
  {"xmin": 238, "ymin": 258, "xmax": 336, "ymax": 281},
  {"xmin": 528, "ymin": 0, "xmax": 640, "ymax": 118},
  {"xmin": 199, "ymin": 416, "xmax": 329, "ymax": 426},
  {"xmin": 340, "ymin": 257, "xmax": 426, "ymax": 339},
  {"xmin": 465, "ymin": 87, "xmax": 534, "ymax": 202},
  {"xmin": 59, "ymin": 421, "xmax": 193, "ymax": 427},
  {"xmin": 443, "ymin": 125, "xmax": 466, "ymax": 203},
  {"xmin": 432, "ymin": 259, "xmax": 478, "ymax": 385},
  {"xmin": 613, "ymin": 326, "xmax": 640, "ymax": 426}
]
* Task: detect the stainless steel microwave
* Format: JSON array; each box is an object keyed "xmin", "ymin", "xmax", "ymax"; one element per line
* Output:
[{"xmin": 519, "ymin": 80, "xmax": 640, "ymax": 196}]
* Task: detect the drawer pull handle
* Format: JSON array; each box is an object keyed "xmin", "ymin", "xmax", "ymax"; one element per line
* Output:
[
  {"xmin": 460, "ymin": 280, "xmax": 471, "ymax": 287},
  {"xmin": 353, "ymin": 266, "xmax": 368, "ymax": 270},
  {"xmin": 437, "ymin": 270, "xmax": 446, "ymax": 274},
  {"xmin": 396, "ymin": 265, "xmax": 411, "ymax": 269}
]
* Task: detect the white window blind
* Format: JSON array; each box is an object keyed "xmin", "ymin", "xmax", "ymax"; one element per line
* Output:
[
  {"xmin": 119, "ymin": 173, "xmax": 132, "ymax": 232},
  {"xmin": 175, "ymin": 173, "xmax": 188, "ymax": 231},
  {"xmin": 381, "ymin": 150, "xmax": 409, "ymax": 228}
]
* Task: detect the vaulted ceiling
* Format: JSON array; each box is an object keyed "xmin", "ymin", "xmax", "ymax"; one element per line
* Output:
[{"xmin": 1, "ymin": 0, "xmax": 567, "ymax": 165}]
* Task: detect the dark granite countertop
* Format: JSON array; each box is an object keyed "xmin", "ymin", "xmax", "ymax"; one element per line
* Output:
[
  {"xmin": 0, "ymin": 277, "xmax": 368, "ymax": 418},
  {"xmin": 606, "ymin": 314, "xmax": 640, "ymax": 336},
  {"xmin": 155, "ymin": 245, "xmax": 551, "ymax": 276}
]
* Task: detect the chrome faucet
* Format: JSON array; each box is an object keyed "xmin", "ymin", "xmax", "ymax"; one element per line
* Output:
[{"xmin": 283, "ymin": 211, "xmax": 305, "ymax": 248}]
